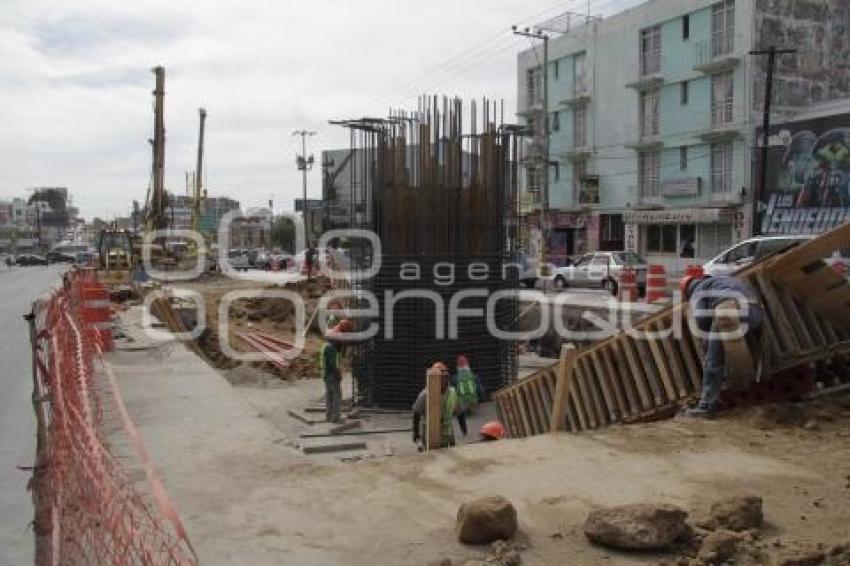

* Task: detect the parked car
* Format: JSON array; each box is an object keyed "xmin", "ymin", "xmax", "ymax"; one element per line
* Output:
[
  {"xmin": 553, "ymin": 252, "xmax": 648, "ymax": 296},
  {"xmin": 46, "ymin": 251, "xmax": 77, "ymax": 264},
  {"xmin": 702, "ymin": 236, "xmax": 811, "ymax": 277},
  {"xmin": 75, "ymin": 251, "xmax": 98, "ymax": 267},
  {"xmin": 16, "ymin": 253, "xmax": 48, "ymax": 266},
  {"xmin": 293, "ymin": 247, "xmax": 350, "ymax": 274},
  {"xmin": 226, "ymin": 249, "xmax": 253, "ymax": 271},
  {"xmin": 261, "ymin": 253, "xmax": 293, "ymax": 270}
]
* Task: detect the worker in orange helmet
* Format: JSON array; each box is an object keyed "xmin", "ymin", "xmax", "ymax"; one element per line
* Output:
[
  {"xmin": 479, "ymin": 421, "xmax": 506, "ymax": 442},
  {"xmin": 412, "ymin": 361, "xmax": 467, "ymax": 450},
  {"xmin": 320, "ymin": 319, "xmax": 354, "ymax": 424}
]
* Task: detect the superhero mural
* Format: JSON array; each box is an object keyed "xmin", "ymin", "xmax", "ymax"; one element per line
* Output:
[{"xmin": 760, "ymin": 114, "xmax": 850, "ymax": 234}]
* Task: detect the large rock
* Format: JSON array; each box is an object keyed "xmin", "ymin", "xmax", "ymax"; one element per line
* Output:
[
  {"xmin": 709, "ymin": 495, "xmax": 763, "ymax": 531},
  {"xmin": 456, "ymin": 496, "xmax": 518, "ymax": 544},
  {"xmin": 583, "ymin": 503, "xmax": 688, "ymax": 551},
  {"xmin": 698, "ymin": 530, "xmax": 740, "ymax": 564}
]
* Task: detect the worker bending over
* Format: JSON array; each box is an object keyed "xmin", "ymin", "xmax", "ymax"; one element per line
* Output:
[
  {"xmin": 412, "ymin": 362, "xmax": 467, "ymax": 449},
  {"xmin": 319, "ymin": 319, "xmax": 353, "ymax": 424},
  {"xmin": 681, "ymin": 275, "xmax": 764, "ymax": 418},
  {"xmin": 452, "ymin": 355, "xmax": 485, "ymax": 416}
]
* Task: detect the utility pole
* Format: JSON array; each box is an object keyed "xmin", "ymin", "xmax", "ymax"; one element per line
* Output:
[
  {"xmin": 513, "ymin": 26, "xmax": 550, "ymax": 286},
  {"xmin": 292, "ymin": 130, "xmax": 316, "ymax": 241},
  {"xmin": 194, "ymin": 108, "xmax": 207, "ymax": 236},
  {"xmin": 150, "ymin": 66, "xmax": 166, "ymax": 232},
  {"xmin": 749, "ymin": 47, "xmax": 796, "ymax": 236}
]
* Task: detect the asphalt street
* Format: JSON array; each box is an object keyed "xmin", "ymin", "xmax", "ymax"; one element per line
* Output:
[{"xmin": 0, "ymin": 264, "xmax": 66, "ymax": 566}]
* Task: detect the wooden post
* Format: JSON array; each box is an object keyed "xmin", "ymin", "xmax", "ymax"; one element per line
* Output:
[
  {"xmin": 550, "ymin": 344, "xmax": 578, "ymax": 432},
  {"xmin": 426, "ymin": 369, "xmax": 442, "ymax": 450}
]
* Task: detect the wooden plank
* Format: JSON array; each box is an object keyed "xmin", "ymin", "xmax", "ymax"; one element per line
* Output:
[
  {"xmin": 677, "ymin": 315, "xmax": 703, "ymax": 391},
  {"xmin": 766, "ymin": 221, "xmax": 850, "ymax": 275},
  {"xmin": 580, "ymin": 356, "xmax": 608, "ymax": 427},
  {"xmin": 597, "ymin": 346, "xmax": 628, "ymax": 419},
  {"xmin": 563, "ymin": 388, "xmax": 579, "ymax": 432},
  {"xmin": 656, "ymin": 319, "xmax": 690, "ymax": 397},
  {"xmin": 572, "ymin": 360, "xmax": 598, "ymax": 429},
  {"xmin": 524, "ymin": 381, "xmax": 547, "ymax": 434},
  {"xmin": 775, "ymin": 284, "xmax": 814, "ymax": 349},
  {"xmin": 589, "ymin": 350, "xmax": 618, "ymax": 421},
  {"xmin": 287, "ymin": 410, "xmax": 320, "ymax": 425},
  {"xmin": 795, "ymin": 295, "xmax": 828, "ymax": 347},
  {"xmin": 302, "ymin": 441, "xmax": 367, "ymax": 454},
  {"xmin": 567, "ymin": 372, "xmax": 589, "ymax": 431},
  {"xmin": 329, "ymin": 420, "xmax": 362, "ymax": 435},
  {"xmin": 609, "ymin": 339, "xmax": 641, "ymax": 416},
  {"xmin": 513, "ymin": 388, "xmax": 534, "ymax": 437},
  {"xmin": 644, "ymin": 322, "xmax": 678, "ymax": 402},
  {"xmin": 426, "ymin": 369, "xmax": 442, "ymax": 451},
  {"xmin": 551, "ymin": 346, "xmax": 579, "ymax": 432},
  {"xmin": 756, "ymin": 273, "xmax": 801, "ymax": 352},
  {"xmin": 619, "ymin": 336, "xmax": 653, "ymax": 410}
]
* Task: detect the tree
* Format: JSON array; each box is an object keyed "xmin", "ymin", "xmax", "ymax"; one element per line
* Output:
[
  {"xmin": 271, "ymin": 217, "xmax": 296, "ymax": 253},
  {"xmin": 28, "ymin": 188, "xmax": 66, "ymax": 212}
]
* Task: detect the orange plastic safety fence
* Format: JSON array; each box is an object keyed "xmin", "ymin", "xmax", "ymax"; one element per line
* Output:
[{"xmin": 30, "ymin": 269, "xmax": 197, "ymax": 565}]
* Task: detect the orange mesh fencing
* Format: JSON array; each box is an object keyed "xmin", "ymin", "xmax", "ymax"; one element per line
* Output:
[{"xmin": 29, "ymin": 268, "xmax": 197, "ymax": 565}]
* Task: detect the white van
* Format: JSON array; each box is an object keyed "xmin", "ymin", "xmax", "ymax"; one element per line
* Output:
[{"xmin": 702, "ymin": 236, "xmax": 811, "ymax": 276}]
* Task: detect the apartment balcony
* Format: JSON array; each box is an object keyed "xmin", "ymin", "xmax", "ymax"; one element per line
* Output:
[
  {"xmin": 517, "ymin": 96, "xmax": 544, "ymax": 118},
  {"xmin": 626, "ymin": 74, "xmax": 664, "ymax": 90},
  {"xmin": 559, "ymin": 146, "xmax": 592, "ymax": 161},
  {"xmin": 560, "ymin": 91, "xmax": 591, "ymax": 108},
  {"xmin": 698, "ymin": 123, "xmax": 743, "ymax": 143},
  {"xmin": 693, "ymin": 39, "xmax": 739, "ymax": 74},
  {"xmin": 626, "ymin": 136, "xmax": 664, "ymax": 151},
  {"xmin": 708, "ymin": 191, "xmax": 743, "ymax": 206}
]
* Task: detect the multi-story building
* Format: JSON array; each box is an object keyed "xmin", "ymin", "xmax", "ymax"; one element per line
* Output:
[{"xmin": 517, "ymin": 0, "xmax": 850, "ymax": 272}]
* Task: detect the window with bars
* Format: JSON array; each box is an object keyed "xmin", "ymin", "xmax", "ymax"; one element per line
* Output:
[
  {"xmin": 640, "ymin": 25, "xmax": 662, "ymax": 76},
  {"xmin": 639, "ymin": 151, "xmax": 660, "ymax": 198},
  {"xmin": 711, "ymin": 71, "xmax": 733, "ymax": 125},
  {"xmin": 573, "ymin": 105, "xmax": 587, "ymax": 147},
  {"xmin": 639, "ymin": 88, "xmax": 660, "ymax": 137},
  {"xmin": 551, "ymin": 111, "xmax": 560, "ymax": 133},
  {"xmin": 680, "ymin": 146, "xmax": 689, "ymax": 171},
  {"xmin": 710, "ymin": 142, "xmax": 733, "ymax": 193},
  {"xmin": 712, "ymin": 0, "xmax": 735, "ymax": 57},
  {"xmin": 527, "ymin": 67, "xmax": 542, "ymax": 106},
  {"xmin": 527, "ymin": 167, "xmax": 542, "ymax": 198},
  {"xmin": 574, "ymin": 52, "xmax": 587, "ymax": 94}
]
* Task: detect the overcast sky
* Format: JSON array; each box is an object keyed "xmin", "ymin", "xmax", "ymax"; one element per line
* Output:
[{"xmin": 0, "ymin": 0, "xmax": 637, "ymax": 220}]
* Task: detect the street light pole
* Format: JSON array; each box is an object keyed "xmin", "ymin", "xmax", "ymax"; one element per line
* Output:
[
  {"xmin": 292, "ymin": 130, "xmax": 316, "ymax": 241},
  {"xmin": 513, "ymin": 26, "xmax": 550, "ymax": 287},
  {"xmin": 749, "ymin": 46, "xmax": 796, "ymax": 237}
]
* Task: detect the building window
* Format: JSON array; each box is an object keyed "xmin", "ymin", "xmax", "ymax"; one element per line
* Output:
[
  {"xmin": 527, "ymin": 117, "xmax": 536, "ymax": 136},
  {"xmin": 681, "ymin": 80, "xmax": 689, "ymax": 105},
  {"xmin": 573, "ymin": 105, "xmax": 587, "ymax": 147},
  {"xmin": 527, "ymin": 67, "xmax": 542, "ymax": 106},
  {"xmin": 680, "ymin": 146, "xmax": 688, "ymax": 171},
  {"xmin": 683, "ymin": 14, "xmax": 690, "ymax": 40},
  {"xmin": 551, "ymin": 111, "xmax": 560, "ymax": 133},
  {"xmin": 554, "ymin": 162, "xmax": 560, "ymax": 182},
  {"xmin": 712, "ymin": 0, "xmax": 735, "ymax": 57},
  {"xmin": 646, "ymin": 225, "xmax": 678, "ymax": 253},
  {"xmin": 711, "ymin": 71, "xmax": 733, "ymax": 125},
  {"xmin": 553, "ymin": 59, "xmax": 559, "ymax": 80},
  {"xmin": 573, "ymin": 159, "xmax": 587, "ymax": 202},
  {"xmin": 574, "ymin": 52, "xmax": 587, "ymax": 94},
  {"xmin": 527, "ymin": 167, "xmax": 541, "ymax": 198},
  {"xmin": 639, "ymin": 151, "xmax": 660, "ymax": 198},
  {"xmin": 710, "ymin": 142, "xmax": 733, "ymax": 193},
  {"xmin": 639, "ymin": 88, "xmax": 660, "ymax": 137},
  {"xmin": 600, "ymin": 214, "xmax": 625, "ymax": 248},
  {"xmin": 698, "ymin": 223, "xmax": 733, "ymax": 258},
  {"xmin": 640, "ymin": 25, "xmax": 662, "ymax": 76}
]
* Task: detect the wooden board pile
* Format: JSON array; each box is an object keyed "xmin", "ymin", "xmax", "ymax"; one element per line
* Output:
[{"xmin": 495, "ymin": 222, "xmax": 850, "ymax": 437}]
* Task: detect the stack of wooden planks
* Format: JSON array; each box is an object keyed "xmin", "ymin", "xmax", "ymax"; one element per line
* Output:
[{"xmin": 495, "ymin": 221, "xmax": 850, "ymax": 438}]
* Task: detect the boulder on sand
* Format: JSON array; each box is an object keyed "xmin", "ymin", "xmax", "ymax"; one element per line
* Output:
[
  {"xmin": 583, "ymin": 503, "xmax": 688, "ymax": 551},
  {"xmin": 456, "ymin": 496, "xmax": 518, "ymax": 544},
  {"xmin": 709, "ymin": 495, "xmax": 763, "ymax": 531}
]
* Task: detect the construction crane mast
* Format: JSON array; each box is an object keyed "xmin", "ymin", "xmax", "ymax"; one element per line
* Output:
[
  {"xmin": 147, "ymin": 65, "xmax": 166, "ymax": 232},
  {"xmin": 193, "ymin": 108, "xmax": 207, "ymax": 235}
]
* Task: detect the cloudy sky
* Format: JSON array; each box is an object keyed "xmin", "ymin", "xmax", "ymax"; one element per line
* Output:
[{"xmin": 0, "ymin": 0, "xmax": 638, "ymax": 220}]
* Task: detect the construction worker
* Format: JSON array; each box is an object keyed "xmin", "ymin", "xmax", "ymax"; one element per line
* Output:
[
  {"xmin": 320, "ymin": 319, "xmax": 353, "ymax": 424},
  {"xmin": 412, "ymin": 361, "xmax": 467, "ymax": 450},
  {"xmin": 479, "ymin": 421, "xmax": 506, "ymax": 442},
  {"xmin": 452, "ymin": 355, "xmax": 485, "ymax": 415},
  {"xmin": 681, "ymin": 275, "xmax": 764, "ymax": 418}
]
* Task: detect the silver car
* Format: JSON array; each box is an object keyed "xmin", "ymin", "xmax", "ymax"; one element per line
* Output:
[{"xmin": 553, "ymin": 252, "xmax": 647, "ymax": 296}]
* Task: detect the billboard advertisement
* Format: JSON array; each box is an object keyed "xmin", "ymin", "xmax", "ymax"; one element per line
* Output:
[{"xmin": 759, "ymin": 113, "xmax": 850, "ymax": 234}]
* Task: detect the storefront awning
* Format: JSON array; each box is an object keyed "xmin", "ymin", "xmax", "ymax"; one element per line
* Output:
[{"xmin": 623, "ymin": 208, "xmax": 735, "ymax": 225}]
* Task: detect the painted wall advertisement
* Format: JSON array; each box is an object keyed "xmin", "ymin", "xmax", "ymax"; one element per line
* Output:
[{"xmin": 759, "ymin": 114, "xmax": 850, "ymax": 234}]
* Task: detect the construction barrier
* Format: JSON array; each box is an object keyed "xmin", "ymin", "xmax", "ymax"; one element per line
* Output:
[
  {"xmin": 645, "ymin": 264, "xmax": 669, "ymax": 303},
  {"xmin": 27, "ymin": 268, "xmax": 196, "ymax": 565},
  {"xmin": 617, "ymin": 267, "xmax": 638, "ymax": 302}
]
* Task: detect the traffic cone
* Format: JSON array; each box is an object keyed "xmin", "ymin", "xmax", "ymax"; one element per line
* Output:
[{"xmin": 645, "ymin": 264, "xmax": 669, "ymax": 303}]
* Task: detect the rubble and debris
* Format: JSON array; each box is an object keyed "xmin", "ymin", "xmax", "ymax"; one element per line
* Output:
[
  {"xmin": 456, "ymin": 496, "xmax": 518, "ymax": 544},
  {"xmin": 583, "ymin": 503, "xmax": 689, "ymax": 550},
  {"xmin": 707, "ymin": 495, "xmax": 763, "ymax": 532}
]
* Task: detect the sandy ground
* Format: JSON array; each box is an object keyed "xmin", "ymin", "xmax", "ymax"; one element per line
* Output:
[{"xmin": 104, "ymin": 305, "xmax": 850, "ymax": 566}]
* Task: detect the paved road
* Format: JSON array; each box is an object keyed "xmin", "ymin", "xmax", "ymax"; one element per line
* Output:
[{"xmin": 0, "ymin": 264, "xmax": 66, "ymax": 566}]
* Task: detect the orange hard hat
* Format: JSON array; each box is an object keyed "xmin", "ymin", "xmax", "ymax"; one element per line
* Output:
[
  {"xmin": 480, "ymin": 421, "xmax": 506, "ymax": 440},
  {"xmin": 333, "ymin": 319, "xmax": 354, "ymax": 333},
  {"xmin": 679, "ymin": 275, "xmax": 705, "ymax": 300}
]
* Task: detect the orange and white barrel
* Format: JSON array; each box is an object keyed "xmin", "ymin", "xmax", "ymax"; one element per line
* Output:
[{"xmin": 645, "ymin": 264, "xmax": 669, "ymax": 303}]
